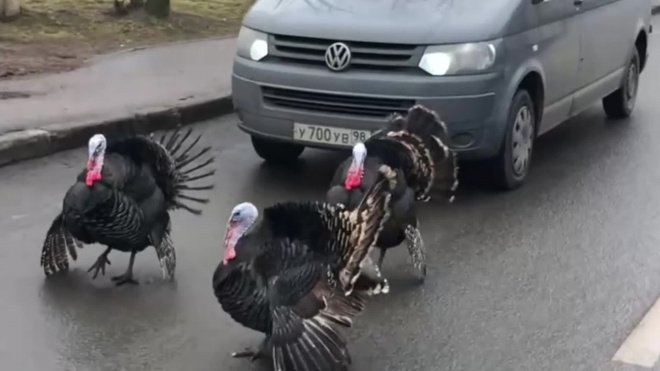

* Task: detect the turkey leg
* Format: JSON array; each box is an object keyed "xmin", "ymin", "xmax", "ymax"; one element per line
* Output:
[
  {"xmin": 111, "ymin": 251, "xmax": 139, "ymax": 286},
  {"xmin": 376, "ymin": 248, "xmax": 387, "ymax": 269},
  {"xmin": 405, "ymin": 223, "xmax": 426, "ymax": 281},
  {"xmin": 87, "ymin": 247, "xmax": 112, "ymax": 279},
  {"xmin": 355, "ymin": 254, "xmax": 390, "ymax": 295}
]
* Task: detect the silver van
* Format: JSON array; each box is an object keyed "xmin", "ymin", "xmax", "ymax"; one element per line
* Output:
[{"xmin": 231, "ymin": 0, "xmax": 652, "ymax": 190}]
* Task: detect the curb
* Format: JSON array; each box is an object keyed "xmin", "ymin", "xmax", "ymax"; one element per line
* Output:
[{"xmin": 0, "ymin": 95, "xmax": 234, "ymax": 167}]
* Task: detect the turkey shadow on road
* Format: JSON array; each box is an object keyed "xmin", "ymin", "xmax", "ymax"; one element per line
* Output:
[{"xmin": 37, "ymin": 271, "xmax": 185, "ymax": 369}]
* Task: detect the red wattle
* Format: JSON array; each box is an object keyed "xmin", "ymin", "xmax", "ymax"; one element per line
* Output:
[
  {"xmin": 344, "ymin": 169, "xmax": 364, "ymax": 190},
  {"xmin": 85, "ymin": 159, "xmax": 102, "ymax": 187},
  {"xmin": 223, "ymin": 247, "xmax": 236, "ymax": 265},
  {"xmin": 85, "ymin": 171, "xmax": 101, "ymax": 187}
]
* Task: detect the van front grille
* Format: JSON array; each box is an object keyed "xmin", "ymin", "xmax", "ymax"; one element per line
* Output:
[
  {"xmin": 268, "ymin": 34, "xmax": 422, "ymax": 70},
  {"xmin": 262, "ymin": 87, "xmax": 415, "ymax": 117}
]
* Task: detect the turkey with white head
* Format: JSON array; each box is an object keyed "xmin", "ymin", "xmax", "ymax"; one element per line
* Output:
[
  {"xmin": 213, "ymin": 165, "xmax": 397, "ymax": 371},
  {"xmin": 326, "ymin": 104, "xmax": 458, "ymax": 281},
  {"xmin": 40, "ymin": 127, "xmax": 215, "ymax": 285}
]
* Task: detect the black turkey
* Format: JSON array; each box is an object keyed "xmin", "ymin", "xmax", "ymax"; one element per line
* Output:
[
  {"xmin": 213, "ymin": 165, "xmax": 397, "ymax": 371},
  {"xmin": 326, "ymin": 104, "xmax": 458, "ymax": 281},
  {"xmin": 40, "ymin": 128, "xmax": 215, "ymax": 285}
]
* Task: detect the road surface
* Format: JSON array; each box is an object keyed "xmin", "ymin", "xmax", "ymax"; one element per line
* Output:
[{"xmin": 3, "ymin": 31, "xmax": 660, "ymax": 371}]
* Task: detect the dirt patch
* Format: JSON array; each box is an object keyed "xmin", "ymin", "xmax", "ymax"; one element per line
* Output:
[
  {"xmin": 0, "ymin": 0, "xmax": 253, "ymax": 79},
  {"xmin": 0, "ymin": 40, "xmax": 92, "ymax": 78}
]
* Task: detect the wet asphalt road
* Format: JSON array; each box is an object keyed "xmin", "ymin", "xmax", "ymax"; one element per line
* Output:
[{"xmin": 4, "ymin": 33, "xmax": 660, "ymax": 371}]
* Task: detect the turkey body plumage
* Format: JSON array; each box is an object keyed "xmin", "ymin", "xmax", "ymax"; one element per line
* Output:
[
  {"xmin": 326, "ymin": 105, "xmax": 458, "ymax": 280},
  {"xmin": 40, "ymin": 128, "xmax": 215, "ymax": 285},
  {"xmin": 328, "ymin": 156, "xmax": 414, "ymax": 250},
  {"xmin": 62, "ymin": 153, "xmax": 168, "ymax": 252},
  {"xmin": 213, "ymin": 166, "xmax": 396, "ymax": 371}
]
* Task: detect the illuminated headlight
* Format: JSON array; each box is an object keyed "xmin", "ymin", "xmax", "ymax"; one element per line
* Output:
[
  {"xmin": 236, "ymin": 26, "xmax": 269, "ymax": 61},
  {"xmin": 418, "ymin": 41, "xmax": 498, "ymax": 76}
]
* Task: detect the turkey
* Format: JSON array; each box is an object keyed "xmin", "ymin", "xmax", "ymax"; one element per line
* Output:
[
  {"xmin": 40, "ymin": 127, "xmax": 215, "ymax": 285},
  {"xmin": 213, "ymin": 165, "xmax": 397, "ymax": 371},
  {"xmin": 326, "ymin": 104, "xmax": 458, "ymax": 281}
]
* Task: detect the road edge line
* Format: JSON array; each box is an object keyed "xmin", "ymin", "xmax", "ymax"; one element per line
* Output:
[
  {"xmin": 612, "ymin": 295, "xmax": 660, "ymax": 368},
  {"xmin": 0, "ymin": 95, "xmax": 234, "ymax": 167}
]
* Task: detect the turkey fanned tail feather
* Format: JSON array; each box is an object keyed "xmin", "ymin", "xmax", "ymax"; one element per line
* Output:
[
  {"xmin": 367, "ymin": 104, "xmax": 458, "ymax": 203},
  {"xmin": 410, "ymin": 107, "xmax": 459, "ymax": 203},
  {"xmin": 148, "ymin": 127, "xmax": 216, "ymax": 214}
]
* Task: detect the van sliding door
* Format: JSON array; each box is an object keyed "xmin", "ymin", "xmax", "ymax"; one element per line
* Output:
[{"xmin": 571, "ymin": 0, "xmax": 637, "ymax": 115}]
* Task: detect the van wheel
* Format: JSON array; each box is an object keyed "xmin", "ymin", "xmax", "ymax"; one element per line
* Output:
[
  {"xmin": 251, "ymin": 136, "xmax": 305, "ymax": 164},
  {"xmin": 603, "ymin": 47, "xmax": 640, "ymax": 119},
  {"xmin": 491, "ymin": 89, "xmax": 536, "ymax": 191}
]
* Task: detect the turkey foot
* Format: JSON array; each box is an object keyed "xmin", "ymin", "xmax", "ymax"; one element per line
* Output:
[
  {"xmin": 111, "ymin": 273, "xmax": 138, "ymax": 286},
  {"xmin": 231, "ymin": 339, "xmax": 268, "ymax": 361},
  {"xmin": 405, "ymin": 224, "xmax": 426, "ymax": 281},
  {"xmin": 111, "ymin": 251, "xmax": 138, "ymax": 286},
  {"xmin": 231, "ymin": 348, "xmax": 266, "ymax": 361},
  {"xmin": 87, "ymin": 247, "xmax": 112, "ymax": 279}
]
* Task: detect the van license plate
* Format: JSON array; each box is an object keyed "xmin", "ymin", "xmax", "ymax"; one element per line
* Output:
[{"xmin": 293, "ymin": 123, "xmax": 371, "ymax": 147}]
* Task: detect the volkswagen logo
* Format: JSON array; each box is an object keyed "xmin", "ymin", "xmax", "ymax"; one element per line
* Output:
[{"xmin": 325, "ymin": 42, "xmax": 352, "ymax": 72}]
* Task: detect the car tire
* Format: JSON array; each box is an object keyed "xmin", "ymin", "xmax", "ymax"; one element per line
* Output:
[
  {"xmin": 251, "ymin": 136, "xmax": 305, "ymax": 164},
  {"xmin": 490, "ymin": 89, "xmax": 536, "ymax": 191},
  {"xmin": 602, "ymin": 47, "xmax": 640, "ymax": 119}
]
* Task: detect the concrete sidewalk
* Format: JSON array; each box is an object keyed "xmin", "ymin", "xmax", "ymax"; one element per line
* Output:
[{"xmin": 0, "ymin": 37, "xmax": 236, "ymax": 166}]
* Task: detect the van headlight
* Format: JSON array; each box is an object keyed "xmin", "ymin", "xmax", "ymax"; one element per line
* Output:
[
  {"xmin": 418, "ymin": 41, "xmax": 498, "ymax": 76},
  {"xmin": 236, "ymin": 26, "xmax": 269, "ymax": 61}
]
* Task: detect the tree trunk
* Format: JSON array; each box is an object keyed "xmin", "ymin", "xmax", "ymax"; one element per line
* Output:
[
  {"xmin": 0, "ymin": 0, "xmax": 21, "ymax": 20},
  {"xmin": 144, "ymin": 0, "xmax": 169, "ymax": 18},
  {"xmin": 114, "ymin": 0, "xmax": 142, "ymax": 16}
]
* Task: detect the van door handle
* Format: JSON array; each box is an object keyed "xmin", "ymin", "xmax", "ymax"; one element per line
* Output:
[{"xmin": 574, "ymin": 0, "xmax": 583, "ymax": 6}]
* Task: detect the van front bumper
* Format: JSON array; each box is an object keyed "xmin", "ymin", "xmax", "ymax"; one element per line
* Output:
[{"xmin": 232, "ymin": 56, "xmax": 510, "ymax": 160}]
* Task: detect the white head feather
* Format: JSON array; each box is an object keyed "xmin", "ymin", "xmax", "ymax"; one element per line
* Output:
[
  {"xmin": 352, "ymin": 142, "xmax": 367, "ymax": 164},
  {"xmin": 88, "ymin": 134, "xmax": 107, "ymax": 158}
]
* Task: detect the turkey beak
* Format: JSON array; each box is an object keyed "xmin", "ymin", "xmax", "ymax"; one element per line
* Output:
[
  {"xmin": 89, "ymin": 144, "xmax": 101, "ymax": 159},
  {"xmin": 87, "ymin": 147, "xmax": 101, "ymax": 168}
]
